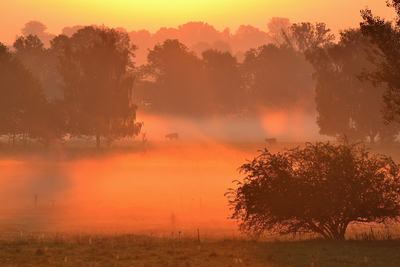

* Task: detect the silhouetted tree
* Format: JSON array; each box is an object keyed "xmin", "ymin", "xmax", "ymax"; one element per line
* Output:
[
  {"xmin": 360, "ymin": 1, "xmax": 400, "ymax": 126},
  {"xmin": 190, "ymin": 40, "xmax": 233, "ymax": 59},
  {"xmin": 56, "ymin": 26, "xmax": 142, "ymax": 148},
  {"xmin": 0, "ymin": 43, "xmax": 49, "ymax": 147},
  {"xmin": 242, "ymin": 44, "xmax": 315, "ymax": 113},
  {"xmin": 230, "ymin": 25, "xmax": 273, "ymax": 55},
  {"xmin": 20, "ymin": 21, "xmax": 56, "ymax": 47},
  {"xmin": 202, "ymin": 49, "xmax": 246, "ymax": 115},
  {"xmin": 138, "ymin": 39, "xmax": 208, "ymax": 116},
  {"xmin": 190, "ymin": 42, "xmax": 212, "ymax": 57},
  {"xmin": 177, "ymin": 22, "xmax": 223, "ymax": 47},
  {"xmin": 61, "ymin": 25, "xmax": 86, "ymax": 37},
  {"xmin": 306, "ymin": 28, "xmax": 400, "ymax": 144},
  {"xmin": 282, "ymin": 22, "xmax": 335, "ymax": 53},
  {"xmin": 226, "ymin": 139, "xmax": 400, "ymax": 240},
  {"xmin": 267, "ymin": 17, "xmax": 291, "ymax": 45},
  {"xmin": 126, "ymin": 22, "xmax": 271, "ymax": 68},
  {"xmin": 13, "ymin": 35, "xmax": 63, "ymax": 99}
]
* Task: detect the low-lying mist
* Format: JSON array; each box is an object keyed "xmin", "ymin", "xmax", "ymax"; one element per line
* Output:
[
  {"xmin": 137, "ymin": 110, "xmax": 330, "ymax": 142},
  {"xmin": 0, "ymin": 143, "xmax": 254, "ymax": 238},
  {"xmin": 0, "ymin": 112, "xmax": 329, "ymax": 239}
]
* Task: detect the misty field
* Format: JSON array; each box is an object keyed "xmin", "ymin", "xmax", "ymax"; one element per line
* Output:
[{"xmin": 1, "ymin": 140, "xmax": 400, "ymax": 266}]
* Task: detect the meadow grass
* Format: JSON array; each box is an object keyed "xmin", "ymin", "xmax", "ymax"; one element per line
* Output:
[{"xmin": 0, "ymin": 233, "xmax": 399, "ymax": 266}]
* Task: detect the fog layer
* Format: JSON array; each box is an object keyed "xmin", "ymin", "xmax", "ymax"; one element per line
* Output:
[{"xmin": 0, "ymin": 141, "xmax": 274, "ymax": 238}]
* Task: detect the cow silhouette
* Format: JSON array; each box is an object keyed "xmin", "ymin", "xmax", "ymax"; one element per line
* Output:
[
  {"xmin": 165, "ymin": 133, "xmax": 180, "ymax": 140},
  {"xmin": 265, "ymin": 138, "xmax": 277, "ymax": 145}
]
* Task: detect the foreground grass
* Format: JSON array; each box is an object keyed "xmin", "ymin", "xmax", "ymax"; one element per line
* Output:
[
  {"xmin": 257, "ymin": 238, "xmax": 400, "ymax": 267},
  {"xmin": 0, "ymin": 234, "xmax": 264, "ymax": 267},
  {"xmin": 0, "ymin": 234, "xmax": 399, "ymax": 267}
]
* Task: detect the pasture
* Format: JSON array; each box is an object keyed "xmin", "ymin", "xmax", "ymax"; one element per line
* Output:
[{"xmin": 0, "ymin": 139, "xmax": 400, "ymax": 266}]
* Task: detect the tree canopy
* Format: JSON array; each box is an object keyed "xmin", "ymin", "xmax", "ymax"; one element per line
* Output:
[
  {"xmin": 20, "ymin": 20, "xmax": 56, "ymax": 47},
  {"xmin": 226, "ymin": 139, "xmax": 400, "ymax": 240},
  {"xmin": 242, "ymin": 43, "xmax": 315, "ymax": 113},
  {"xmin": 360, "ymin": 1, "xmax": 400, "ymax": 125},
  {"xmin": 281, "ymin": 22, "xmax": 335, "ymax": 53},
  {"xmin": 0, "ymin": 43, "xmax": 49, "ymax": 147},
  {"xmin": 306, "ymin": 28, "xmax": 400, "ymax": 144},
  {"xmin": 202, "ymin": 49, "xmax": 245, "ymax": 115},
  {"xmin": 13, "ymin": 34, "xmax": 63, "ymax": 99},
  {"xmin": 56, "ymin": 26, "xmax": 142, "ymax": 147},
  {"xmin": 137, "ymin": 39, "xmax": 208, "ymax": 116}
]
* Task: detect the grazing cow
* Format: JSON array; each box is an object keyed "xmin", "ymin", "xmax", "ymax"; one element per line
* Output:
[
  {"xmin": 265, "ymin": 138, "xmax": 277, "ymax": 145},
  {"xmin": 165, "ymin": 133, "xmax": 180, "ymax": 140}
]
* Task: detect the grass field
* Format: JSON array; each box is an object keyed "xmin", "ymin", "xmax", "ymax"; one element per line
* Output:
[
  {"xmin": 0, "ymin": 233, "xmax": 400, "ymax": 266},
  {"xmin": 1, "ymin": 139, "xmax": 400, "ymax": 266}
]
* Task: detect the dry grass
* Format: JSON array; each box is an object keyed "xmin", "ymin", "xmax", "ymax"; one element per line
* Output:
[
  {"xmin": 0, "ymin": 233, "xmax": 400, "ymax": 266},
  {"xmin": 0, "ymin": 233, "xmax": 267, "ymax": 267}
]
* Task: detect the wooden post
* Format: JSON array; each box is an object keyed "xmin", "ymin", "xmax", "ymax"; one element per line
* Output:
[
  {"xmin": 35, "ymin": 194, "xmax": 37, "ymax": 208},
  {"xmin": 197, "ymin": 228, "xmax": 200, "ymax": 243},
  {"xmin": 52, "ymin": 199, "xmax": 54, "ymax": 209}
]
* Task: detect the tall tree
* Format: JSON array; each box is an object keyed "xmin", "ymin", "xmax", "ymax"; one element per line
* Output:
[
  {"xmin": 202, "ymin": 49, "xmax": 245, "ymax": 115},
  {"xmin": 137, "ymin": 39, "xmax": 208, "ymax": 116},
  {"xmin": 56, "ymin": 26, "xmax": 142, "ymax": 147},
  {"xmin": 282, "ymin": 22, "xmax": 335, "ymax": 53},
  {"xmin": 360, "ymin": 1, "xmax": 400, "ymax": 126},
  {"xmin": 267, "ymin": 17, "xmax": 291, "ymax": 45},
  {"xmin": 306, "ymin": 28, "xmax": 400, "ymax": 144},
  {"xmin": 0, "ymin": 43, "xmax": 49, "ymax": 147},
  {"xmin": 20, "ymin": 21, "xmax": 56, "ymax": 47},
  {"xmin": 13, "ymin": 35, "xmax": 63, "ymax": 99},
  {"xmin": 242, "ymin": 44, "xmax": 315, "ymax": 113}
]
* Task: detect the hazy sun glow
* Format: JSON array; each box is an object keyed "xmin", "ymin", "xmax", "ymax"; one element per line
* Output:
[{"xmin": 1, "ymin": 0, "xmax": 395, "ymax": 45}]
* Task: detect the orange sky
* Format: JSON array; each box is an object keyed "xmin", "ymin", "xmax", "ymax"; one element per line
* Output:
[{"xmin": 0, "ymin": 0, "xmax": 395, "ymax": 45}]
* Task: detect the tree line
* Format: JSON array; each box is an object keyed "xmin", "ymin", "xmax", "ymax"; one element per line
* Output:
[
  {"xmin": 1, "ymin": 8, "xmax": 400, "ymax": 147},
  {"xmin": 1, "ymin": 27, "xmax": 142, "ymax": 148}
]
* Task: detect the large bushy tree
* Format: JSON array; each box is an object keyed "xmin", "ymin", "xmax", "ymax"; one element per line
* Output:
[
  {"xmin": 13, "ymin": 34, "xmax": 63, "ymax": 99},
  {"xmin": 360, "ymin": 1, "xmax": 400, "ymax": 125},
  {"xmin": 20, "ymin": 20, "xmax": 56, "ymax": 47},
  {"xmin": 226, "ymin": 139, "xmax": 400, "ymax": 240},
  {"xmin": 306, "ymin": 28, "xmax": 400, "ymax": 144},
  {"xmin": 242, "ymin": 44, "xmax": 315, "ymax": 113},
  {"xmin": 202, "ymin": 49, "xmax": 246, "ymax": 115},
  {"xmin": 281, "ymin": 22, "xmax": 335, "ymax": 53},
  {"xmin": 56, "ymin": 26, "xmax": 142, "ymax": 147},
  {"xmin": 137, "ymin": 39, "xmax": 208, "ymax": 116},
  {"xmin": 0, "ymin": 43, "xmax": 49, "ymax": 147}
]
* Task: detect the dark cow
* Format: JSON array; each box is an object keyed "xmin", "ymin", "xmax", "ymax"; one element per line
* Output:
[
  {"xmin": 165, "ymin": 133, "xmax": 180, "ymax": 140},
  {"xmin": 265, "ymin": 138, "xmax": 277, "ymax": 145}
]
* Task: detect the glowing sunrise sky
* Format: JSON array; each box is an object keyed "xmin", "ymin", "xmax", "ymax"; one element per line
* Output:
[{"xmin": 0, "ymin": 0, "xmax": 396, "ymax": 45}]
